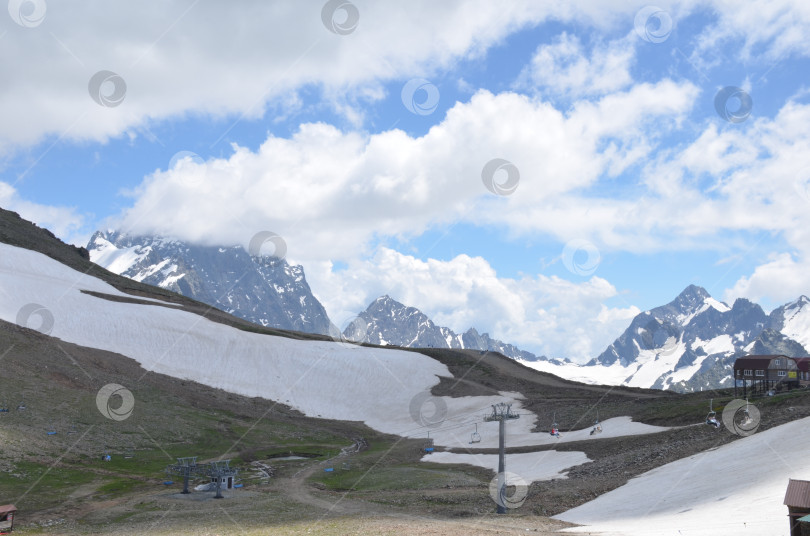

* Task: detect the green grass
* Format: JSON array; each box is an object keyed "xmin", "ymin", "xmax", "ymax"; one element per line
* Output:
[
  {"xmin": 96, "ymin": 478, "xmax": 145, "ymax": 497},
  {"xmin": 318, "ymin": 465, "xmax": 482, "ymax": 492},
  {"xmin": 0, "ymin": 461, "xmax": 98, "ymax": 510}
]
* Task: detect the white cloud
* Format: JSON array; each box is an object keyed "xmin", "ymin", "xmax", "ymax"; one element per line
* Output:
[
  {"xmin": 693, "ymin": 0, "xmax": 810, "ymax": 66},
  {"xmin": 1, "ymin": 1, "xmax": 807, "ymax": 155},
  {"xmin": 515, "ymin": 32, "xmax": 636, "ymax": 97},
  {"xmin": 7, "ymin": 0, "xmax": 810, "ymax": 361},
  {"xmin": 724, "ymin": 252, "xmax": 810, "ymax": 307},
  {"xmin": 0, "ymin": 0, "xmax": 653, "ymax": 153},
  {"xmin": 111, "ymin": 80, "xmax": 698, "ymax": 264},
  {"xmin": 0, "ymin": 182, "xmax": 86, "ymax": 243},
  {"xmin": 306, "ymin": 247, "xmax": 639, "ymax": 362}
]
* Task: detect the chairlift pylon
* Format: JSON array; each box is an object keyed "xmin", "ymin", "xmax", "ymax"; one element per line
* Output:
[{"xmin": 469, "ymin": 423, "xmax": 481, "ymax": 444}]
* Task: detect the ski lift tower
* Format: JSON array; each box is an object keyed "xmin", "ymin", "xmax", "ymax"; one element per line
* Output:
[
  {"xmin": 207, "ymin": 460, "xmax": 238, "ymax": 499},
  {"xmin": 166, "ymin": 457, "xmax": 201, "ymax": 494},
  {"xmin": 484, "ymin": 402, "xmax": 520, "ymax": 514}
]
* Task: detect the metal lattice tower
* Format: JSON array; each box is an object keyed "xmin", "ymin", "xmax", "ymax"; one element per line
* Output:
[
  {"xmin": 206, "ymin": 460, "xmax": 238, "ymax": 499},
  {"xmin": 484, "ymin": 403, "xmax": 520, "ymax": 514},
  {"xmin": 166, "ymin": 456, "xmax": 201, "ymax": 494}
]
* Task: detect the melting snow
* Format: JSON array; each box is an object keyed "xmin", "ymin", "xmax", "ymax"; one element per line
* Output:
[
  {"xmin": 557, "ymin": 417, "xmax": 810, "ymax": 535},
  {"xmin": 0, "ymin": 243, "xmax": 672, "ymax": 467},
  {"xmin": 424, "ymin": 450, "xmax": 590, "ymax": 483}
]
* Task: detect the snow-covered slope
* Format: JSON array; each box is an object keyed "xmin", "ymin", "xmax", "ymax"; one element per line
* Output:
[
  {"xmin": 424, "ymin": 451, "xmax": 591, "ymax": 484},
  {"xmin": 2, "ymin": 242, "xmax": 670, "ymax": 456},
  {"xmin": 88, "ymin": 231, "xmax": 334, "ymax": 336},
  {"xmin": 556, "ymin": 416, "xmax": 810, "ymax": 535},
  {"xmin": 0, "ymin": 243, "xmax": 440, "ymax": 434},
  {"xmin": 770, "ymin": 296, "xmax": 810, "ymax": 351}
]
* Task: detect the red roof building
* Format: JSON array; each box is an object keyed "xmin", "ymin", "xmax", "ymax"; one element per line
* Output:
[
  {"xmin": 794, "ymin": 358, "xmax": 810, "ymax": 383},
  {"xmin": 734, "ymin": 355, "xmax": 799, "ymax": 397},
  {"xmin": 785, "ymin": 480, "xmax": 810, "ymax": 536},
  {"xmin": 0, "ymin": 504, "xmax": 16, "ymax": 534}
]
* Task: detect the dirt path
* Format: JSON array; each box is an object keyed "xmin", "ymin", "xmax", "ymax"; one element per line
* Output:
[{"xmin": 282, "ymin": 440, "xmax": 388, "ymax": 517}]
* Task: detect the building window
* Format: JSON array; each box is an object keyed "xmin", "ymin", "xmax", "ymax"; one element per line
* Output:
[
  {"xmin": 756, "ymin": 370, "xmax": 765, "ymax": 377},
  {"xmin": 744, "ymin": 369, "xmax": 752, "ymax": 376},
  {"xmin": 778, "ymin": 370, "xmax": 787, "ymax": 377},
  {"xmin": 774, "ymin": 359, "xmax": 782, "ymax": 366}
]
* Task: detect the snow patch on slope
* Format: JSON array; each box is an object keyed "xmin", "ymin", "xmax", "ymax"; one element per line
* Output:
[
  {"xmin": 557, "ymin": 417, "xmax": 810, "ymax": 535},
  {"xmin": 425, "ymin": 451, "xmax": 590, "ymax": 483},
  {"xmin": 678, "ymin": 297, "xmax": 730, "ymax": 326},
  {"xmin": 781, "ymin": 298, "xmax": 810, "ymax": 350},
  {"xmin": 1, "ymin": 243, "xmax": 670, "ymax": 454}
]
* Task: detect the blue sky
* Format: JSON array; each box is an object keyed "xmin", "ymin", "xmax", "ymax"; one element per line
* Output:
[{"xmin": 2, "ymin": 1, "xmax": 810, "ymax": 362}]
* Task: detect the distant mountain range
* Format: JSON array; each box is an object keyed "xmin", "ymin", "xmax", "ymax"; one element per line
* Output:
[
  {"xmin": 89, "ymin": 232, "xmax": 810, "ymax": 393},
  {"xmin": 527, "ymin": 285, "xmax": 810, "ymax": 392},
  {"xmin": 343, "ymin": 295, "xmax": 558, "ymax": 363},
  {"xmin": 88, "ymin": 231, "xmax": 334, "ymax": 336}
]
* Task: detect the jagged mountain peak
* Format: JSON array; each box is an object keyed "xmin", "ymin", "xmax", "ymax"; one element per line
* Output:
[
  {"xmin": 788, "ymin": 295, "xmax": 810, "ymax": 309},
  {"xmin": 666, "ymin": 284, "xmax": 728, "ymax": 317},
  {"xmin": 677, "ymin": 284, "xmax": 710, "ymax": 301},
  {"xmin": 88, "ymin": 230, "xmax": 334, "ymax": 336},
  {"xmin": 370, "ymin": 294, "xmax": 404, "ymax": 308},
  {"xmin": 353, "ymin": 296, "xmax": 546, "ymax": 362},
  {"xmin": 745, "ymin": 328, "xmax": 808, "ymax": 357}
]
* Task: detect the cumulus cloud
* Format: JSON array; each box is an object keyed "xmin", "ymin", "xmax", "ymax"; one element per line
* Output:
[
  {"xmin": 634, "ymin": 97, "xmax": 810, "ymax": 307},
  {"xmin": 515, "ymin": 32, "xmax": 636, "ymax": 97},
  {"xmin": 6, "ymin": 0, "xmax": 810, "ymax": 362},
  {"xmin": 691, "ymin": 0, "xmax": 810, "ymax": 67},
  {"xmin": 724, "ymin": 252, "xmax": 810, "ymax": 307},
  {"xmin": 112, "ymin": 80, "xmax": 699, "ymax": 263},
  {"xmin": 1, "ymin": 1, "xmax": 807, "ymax": 154},
  {"xmin": 0, "ymin": 0, "xmax": 655, "ymax": 153},
  {"xmin": 306, "ymin": 247, "xmax": 640, "ymax": 362},
  {"xmin": 0, "ymin": 182, "xmax": 85, "ymax": 242}
]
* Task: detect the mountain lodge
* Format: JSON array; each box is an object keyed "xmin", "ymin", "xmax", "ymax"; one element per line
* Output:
[{"xmin": 733, "ymin": 355, "xmax": 803, "ymax": 397}]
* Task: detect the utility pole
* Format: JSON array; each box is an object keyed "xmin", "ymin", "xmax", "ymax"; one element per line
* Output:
[{"xmin": 484, "ymin": 402, "xmax": 520, "ymax": 514}]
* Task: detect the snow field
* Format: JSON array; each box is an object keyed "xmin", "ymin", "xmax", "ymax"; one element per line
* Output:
[
  {"xmin": 0, "ymin": 244, "xmax": 449, "ymax": 436},
  {"xmin": 556, "ymin": 416, "xmax": 810, "ymax": 536},
  {"xmin": 423, "ymin": 450, "xmax": 591, "ymax": 484},
  {"xmin": 0, "ymin": 243, "xmax": 669, "ymax": 475}
]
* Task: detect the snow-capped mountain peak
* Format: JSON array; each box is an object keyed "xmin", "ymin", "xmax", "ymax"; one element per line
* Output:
[
  {"xmin": 769, "ymin": 295, "xmax": 810, "ymax": 351},
  {"xmin": 87, "ymin": 230, "xmax": 334, "ymax": 336},
  {"xmin": 348, "ymin": 295, "xmax": 550, "ymax": 362}
]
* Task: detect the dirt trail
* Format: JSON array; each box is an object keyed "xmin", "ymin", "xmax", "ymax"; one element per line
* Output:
[{"xmin": 283, "ymin": 439, "xmax": 386, "ymax": 516}]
